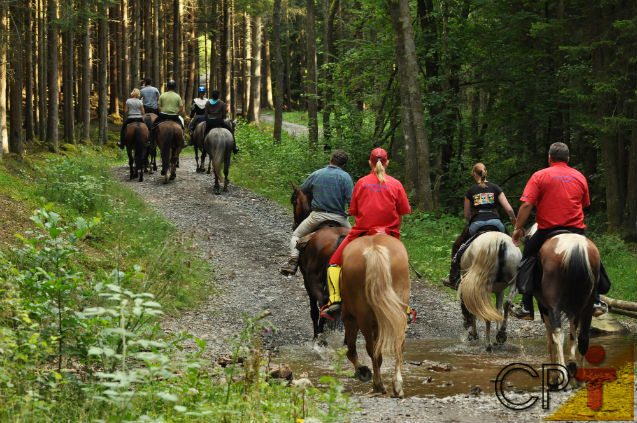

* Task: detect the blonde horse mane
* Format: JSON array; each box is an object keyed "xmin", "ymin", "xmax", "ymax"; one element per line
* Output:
[
  {"xmin": 363, "ymin": 243, "xmax": 407, "ymax": 359},
  {"xmin": 458, "ymin": 232, "xmax": 507, "ymax": 323}
]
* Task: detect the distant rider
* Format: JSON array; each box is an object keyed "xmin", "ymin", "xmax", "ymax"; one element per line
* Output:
[
  {"xmin": 188, "ymin": 86, "xmax": 208, "ymax": 138},
  {"xmin": 150, "ymin": 80, "xmax": 184, "ymax": 142},
  {"xmin": 140, "ymin": 78, "xmax": 160, "ymax": 115},
  {"xmin": 279, "ymin": 149, "xmax": 354, "ymax": 276},
  {"xmin": 117, "ymin": 88, "xmax": 146, "ymax": 149},
  {"xmin": 204, "ymin": 90, "xmax": 238, "ymax": 154}
]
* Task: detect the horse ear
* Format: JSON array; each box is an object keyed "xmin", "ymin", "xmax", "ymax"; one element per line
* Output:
[{"xmin": 291, "ymin": 182, "xmax": 299, "ymax": 191}]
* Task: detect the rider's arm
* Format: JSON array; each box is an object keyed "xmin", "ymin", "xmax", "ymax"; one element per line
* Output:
[
  {"xmin": 512, "ymin": 201, "xmax": 533, "ymax": 246},
  {"xmin": 498, "ymin": 192, "xmax": 516, "ymax": 226},
  {"xmin": 140, "ymin": 104, "xmax": 145, "ymax": 117},
  {"xmin": 463, "ymin": 197, "xmax": 471, "ymax": 222}
]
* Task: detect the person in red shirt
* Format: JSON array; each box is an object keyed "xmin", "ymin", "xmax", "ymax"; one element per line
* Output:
[
  {"xmin": 320, "ymin": 147, "xmax": 411, "ymax": 319},
  {"xmin": 511, "ymin": 142, "xmax": 610, "ymax": 320}
]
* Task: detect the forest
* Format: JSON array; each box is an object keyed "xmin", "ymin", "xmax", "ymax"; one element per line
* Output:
[{"xmin": 0, "ymin": 0, "xmax": 635, "ymax": 237}]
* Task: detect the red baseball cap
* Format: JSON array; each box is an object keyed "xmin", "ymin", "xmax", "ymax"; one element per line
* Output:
[{"xmin": 370, "ymin": 147, "xmax": 388, "ymax": 166}]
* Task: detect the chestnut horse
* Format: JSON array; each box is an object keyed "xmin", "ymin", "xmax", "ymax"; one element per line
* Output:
[
  {"xmin": 155, "ymin": 120, "xmax": 184, "ymax": 183},
  {"xmin": 527, "ymin": 224, "xmax": 599, "ymax": 386},
  {"xmin": 291, "ymin": 183, "xmax": 349, "ymax": 342},
  {"xmin": 341, "ymin": 234, "xmax": 410, "ymax": 398},
  {"xmin": 123, "ymin": 121, "xmax": 148, "ymax": 182},
  {"xmin": 457, "ymin": 231, "xmax": 521, "ymax": 351}
]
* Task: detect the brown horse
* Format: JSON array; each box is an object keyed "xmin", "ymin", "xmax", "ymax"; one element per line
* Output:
[
  {"xmin": 341, "ymin": 234, "xmax": 410, "ymax": 398},
  {"xmin": 291, "ymin": 183, "xmax": 349, "ymax": 342},
  {"xmin": 155, "ymin": 120, "xmax": 184, "ymax": 183},
  {"xmin": 458, "ymin": 231, "xmax": 521, "ymax": 351},
  {"xmin": 123, "ymin": 121, "xmax": 148, "ymax": 182},
  {"xmin": 143, "ymin": 113, "xmax": 158, "ymax": 173},
  {"xmin": 192, "ymin": 120, "xmax": 208, "ymax": 173},
  {"xmin": 528, "ymin": 224, "xmax": 599, "ymax": 386}
]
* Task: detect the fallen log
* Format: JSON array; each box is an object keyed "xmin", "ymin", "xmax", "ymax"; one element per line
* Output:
[
  {"xmin": 607, "ymin": 306, "xmax": 637, "ymax": 319},
  {"xmin": 600, "ymin": 295, "xmax": 637, "ymax": 312}
]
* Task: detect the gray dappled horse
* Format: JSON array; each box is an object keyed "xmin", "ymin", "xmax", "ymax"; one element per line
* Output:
[
  {"xmin": 155, "ymin": 120, "xmax": 184, "ymax": 183},
  {"xmin": 124, "ymin": 121, "xmax": 148, "ymax": 182},
  {"xmin": 203, "ymin": 125, "xmax": 234, "ymax": 194},
  {"xmin": 457, "ymin": 231, "xmax": 521, "ymax": 351}
]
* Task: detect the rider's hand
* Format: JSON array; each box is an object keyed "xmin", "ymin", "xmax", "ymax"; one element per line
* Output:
[{"xmin": 512, "ymin": 228, "xmax": 524, "ymax": 246}]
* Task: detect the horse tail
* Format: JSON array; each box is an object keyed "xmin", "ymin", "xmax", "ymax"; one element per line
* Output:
[
  {"xmin": 363, "ymin": 243, "xmax": 407, "ymax": 359},
  {"xmin": 211, "ymin": 130, "xmax": 229, "ymax": 182},
  {"xmin": 458, "ymin": 233, "xmax": 505, "ymax": 323},
  {"xmin": 555, "ymin": 234, "xmax": 597, "ymax": 315}
]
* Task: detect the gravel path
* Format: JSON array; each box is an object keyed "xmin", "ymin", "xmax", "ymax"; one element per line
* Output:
[{"xmin": 113, "ymin": 153, "xmax": 634, "ymax": 423}]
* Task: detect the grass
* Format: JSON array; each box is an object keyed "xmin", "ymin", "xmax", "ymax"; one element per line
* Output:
[{"xmin": 261, "ymin": 109, "xmax": 330, "ymax": 128}]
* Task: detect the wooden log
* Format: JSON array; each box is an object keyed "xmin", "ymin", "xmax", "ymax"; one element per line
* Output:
[
  {"xmin": 600, "ymin": 295, "xmax": 637, "ymax": 312},
  {"xmin": 608, "ymin": 306, "xmax": 637, "ymax": 319}
]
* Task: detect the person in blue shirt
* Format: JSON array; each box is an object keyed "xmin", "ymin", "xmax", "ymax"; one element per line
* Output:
[{"xmin": 280, "ymin": 150, "xmax": 354, "ymax": 276}]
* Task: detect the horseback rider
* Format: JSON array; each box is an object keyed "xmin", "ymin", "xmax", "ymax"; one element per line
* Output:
[
  {"xmin": 150, "ymin": 80, "xmax": 184, "ymax": 142},
  {"xmin": 279, "ymin": 149, "xmax": 354, "ymax": 276},
  {"xmin": 188, "ymin": 86, "xmax": 208, "ymax": 137},
  {"xmin": 320, "ymin": 148, "xmax": 411, "ymax": 319},
  {"xmin": 204, "ymin": 90, "xmax": 238, "ymax": 154},
  {"xmin": 441, "ymin": 163, "xmax": 517, "ymax": 289},
  {"xmin": 140, "ymin": 78, "xmax": 160, "ymax": 115},
  {"xmin": 510, "ymin": 142, "xmax": 610, "ymax": 320},
  {"xmin": 117, "ymin": 88, "xmax": 146, "ymax": 149}
]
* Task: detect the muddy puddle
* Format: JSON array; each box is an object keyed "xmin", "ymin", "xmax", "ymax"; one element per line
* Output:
[{"xmin": 274, "ymin": 334, "xmax": 635, "ymax": 398}]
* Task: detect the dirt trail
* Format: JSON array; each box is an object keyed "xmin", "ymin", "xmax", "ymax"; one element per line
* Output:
[{"xmin": 112, "ymin": 141, "xmax": 634, "ymax": 422}]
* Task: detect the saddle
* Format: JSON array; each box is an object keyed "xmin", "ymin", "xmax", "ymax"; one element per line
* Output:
[
  {"xmin": 452, "ymin": 226, "xmax": 501, "ymax": 268},
  {"xmin": 296, "ymin": 221, "xmax": 346, "ymax": 253}
]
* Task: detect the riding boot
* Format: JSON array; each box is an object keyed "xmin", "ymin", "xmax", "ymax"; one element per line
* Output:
[
  {"xmin": 511, "ymin": 294, "xmax": 534, "ymax": 320},
  {"xmin": 442, "ymin": 261, "xmax": 461, "ymax": 290},
  {"xmin": 320, "ymin": 265, "xmax": 342, "ymax": 319},
  {"xmin": 516, "ymin": 257, "xmax": 537, "ymax": 295},
  {"xmin": 279, "ymin": 256, "xmax": 299, "ymax": 276}
]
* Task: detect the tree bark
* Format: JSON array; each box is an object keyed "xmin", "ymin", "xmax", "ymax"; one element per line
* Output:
[
  {"xmin": 120, "ymin": 0, "xmax": 129, "ymax": 101},
  {"xmin": 62, "ymin": 1, "xmax": 75, "ymax": 145},
  {"xmin": 173, "ymin": 0, "xmax": 182, "ymax": 94},
  {"xmin": 248, "ymin": 14, "xmax": 261, "ymax": 124},
  {"xmin": 262, "ymin": 24, "xmax": 273, "ymax": 109},
  {"xmin": 38, "ymin": 0, "xmax": 47, "ymax": 141},
  {"xmin": 46, "ymin": 0, "xmax": 59, "ymax": 152},
  {"xmin": 97, "ymin": 2, "xmax": 109, "ymax": 146},
  {"xmin": 109, "ymin": 6, "xmax": 120, "ymax": 116},
  {"xmin": 390, "ymin": 0, "xmax": 433, "ymax": 210},
  {"xmin": 25, "ymin": 4, "xmax": 34, "ymax": 142},
  {"xmin": 153, "ymin": 0, "xmax": 160, "ymax": 83},
  {"xmin": 243, "ymin": 12, "xmax": 251, "ymax": 118},
  {"xmin": 0, "ymin": 8, "xmax": 7, "ymax": 156},
  {"xmin": 272, "ymin": 0, "xmax": 284, "ymax": 142},
  {"xmin": 131, "ymin": 0, "xmax": 141, "ymax": 89},
  {"xmin": 9, "ymin": 3, "xmax": 24, "ymax": 155},
  {"xmin": 305, "ymin": 0, "xmax": 318, "ymax": 148},
  {"xmin": 80, "ymin": 0, "xmax": 91, "ymax": 142}
]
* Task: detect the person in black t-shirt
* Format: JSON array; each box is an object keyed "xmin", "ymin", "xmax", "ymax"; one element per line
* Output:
[{"xmin": 441, "ymin": 163, "xmax": 517, "ymax": 289}]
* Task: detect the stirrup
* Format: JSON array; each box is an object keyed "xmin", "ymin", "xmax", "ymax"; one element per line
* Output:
[
  {"xmin": 320, "ymin": 302, "xmax": 341, "ymax": 320},
  {"xmin": 407, "ymin": 309, "xmax": 417, "ymax": 324}
]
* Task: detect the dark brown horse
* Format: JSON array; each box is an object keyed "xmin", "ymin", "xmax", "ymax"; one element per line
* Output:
[
  {"xmin": 143, "ymin": 113, "xmax": 158, "ymax": 173},
  {"xmin": 123, "ymin": 121, "xmax": 148, "ymax": 182},
  {"xmin": 527, "ymin": 224, "xmax": 600, "ymax": 386},
  {"xmin": 341, "ymin": 234, "xmax": 410, "ymax": 398},
  {"xmin": 155, "ymin": 120, "xmax": 184, "ymax": 183},
  {"xmin": 291, "ymin": 183, "xmax": 349, "ymax": 343},
  {"xmin": 191, "ymin": 120, "xmax": 208, "ymax": 173}
]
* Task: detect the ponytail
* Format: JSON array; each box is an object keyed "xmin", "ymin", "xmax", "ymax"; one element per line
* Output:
[
  {"xmin": 374, "ymin": 160, "xmax": 386, "ymax": 184},
  {"xmin": 472, "ymin": 163, "xmax": 487, "ymax": 188}
]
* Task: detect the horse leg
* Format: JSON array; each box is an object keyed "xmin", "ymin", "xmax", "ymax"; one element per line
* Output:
[
  {"xmin": 362, "ymin": 327, "xmax": 386, "ymax": 395},
  {"xmin": 545, "ymin": 308, "xmax": 568, "ymax": 388},
  {"xmin": 344, "ymin": 316, "xmax": 371, "ymax": 382},
  {"xmin": 214, "ymin": 173, "xmax": 221, "ymax": 195},
  {"xmin": 194, "ymin": 146, "xmax": 200, "ymax": 171},
  {"xmin": 461, "ymin": 300, "xmax": 478, "ymax": 342},
  {"xmin": 223, "ymin": 153, "xmax": 230, "ymax": 192},
  {"xmin": 496, "ymin": 291, "xmax": 508, "ymax": 345},
  {"xmin": 485, "ymin": 321, "xmax": 492, "ymax": 352},
  {"xmin": 127, "ymin": 147, "xmax": 135, "ymax": 180},
  {"xmin": 392, "ymin": 337, "xmax": 405, "ymax": 398}
]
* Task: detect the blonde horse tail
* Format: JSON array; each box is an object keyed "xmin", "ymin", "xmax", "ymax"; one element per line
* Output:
[
  {"xmin": 458, "ymin": 235, "xmax": 504, "ymax": 323},
  {"xmin": 211, "ymin": 131, "xmax": 225, "ymax": 182},
  {"xmin": 364, "ymin": 243, "xmax": 407, "ymax": 359}
]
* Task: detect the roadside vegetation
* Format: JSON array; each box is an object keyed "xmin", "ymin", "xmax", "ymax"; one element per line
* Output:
[{"xmin": 0, "ymin": 143, "xmax": 350, "ymax": 422}]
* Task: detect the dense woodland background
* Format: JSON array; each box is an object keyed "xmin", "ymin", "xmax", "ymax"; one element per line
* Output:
[{"xmin": 0, "ymin": 0, "xmax": 635, "ymax": 238}]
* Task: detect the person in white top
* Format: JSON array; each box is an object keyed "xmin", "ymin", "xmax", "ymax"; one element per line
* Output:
[
  {"xmin": 188, "ymin": 86, "xmax": 208, "ymax": 138},
  {"xmin": 118, "ymin": 88, "xmax": 146, "ymax": 149}
]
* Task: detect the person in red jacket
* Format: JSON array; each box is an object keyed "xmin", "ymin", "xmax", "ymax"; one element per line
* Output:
[{"xmin": 320, "ymin": 147, "xmax": 411, "ymax": 319}]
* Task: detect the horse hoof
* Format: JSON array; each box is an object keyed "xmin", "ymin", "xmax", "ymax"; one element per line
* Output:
[
  {"xmin": 355, "ymin": 366, "xmax": 372, "ymax": 382},
  {"xmin": 567, "ymin": 360, "xmax": 578, "ymax": 376},
  {"xmin": 169, "ymin": 173, "xmax": 176, "ymax": 180},
  {"xmin": 486, "ymin": 344, "xmax": 493, "ymax": 352},
  {"xmin": 496, "ymin": 332, "xmax": 507, "ymax": 345},
  {"xmin": 160, "ymin": 170, "xmax": 166, "ymax": 176},
  {"xmin": 153, "ymin": 165, "xmax": 157, "ymax": 171}
]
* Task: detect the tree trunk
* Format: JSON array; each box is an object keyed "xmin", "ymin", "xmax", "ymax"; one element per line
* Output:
[
  {"xmin": 131, "ymin": 0, "xmax": 140, "ymax": 89},
  {"xmin": 120, "ymin": 0, "xmax": 129, "ymax": 101},
  {"xmin": 25, "ymin": 4, "xmax": 34, "ymax": 142},
  {"xmin": 0, "ymin": 8, "xmax": 7, "ymax": 156},
  {"xmin": 248, "ymin": 15, "xmax": 261, "ymax": 124},
  {"xmin": 305, "ymin": 0, "xmax": 318, "ymax": 148},
  {"xmin": 46, "ymin": 0, "xmax": 59, "ymax": 152},
  {"xmin": 153, "ymin": 0, "xmax": 160, "ymax": 83},
  {"xmin": 9, "ymin": 3, "xmax": 24, "ymax": 155},
  {"xmin": 272, "ymin": 0, "xmax": 284, "ymax": 142},
  {"xmin": 98, "ymin": 3, "xmax": 109, "ymax": 146},
  {"xmin": 80, "ymin": 0, "xmax": 91, "ymax": 142},
  {"xmin": 173, "ymin": 0, "xmax": 181, "ymax": 95},
  {"xmin": 62, "ymin": 5, "xmax": 75, "ymax": 145},
  {"xmin": 109, "ymin": 6, "xmax": 119, "ymax": 116},
  {"xmin": 38, "ymin": 0, "xmax": 47, "ymax": 141},
  {"xmin": 262, "ymin": 24, "xmax": 273, "ymax": 109},
  {"xmin": 243, "ymin": 12, "xmax": 251, "ymax": 118},
  {"xmin": 390, "ymin": 0, "xmax": 433, "ymax": 210},
  {"xmin": 221, "ymin": 0, "xmax": 230, "ymax": 104},
  {"xmin": 322, "ymin": 0, "xmax": 338, "ymax": 141}
]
